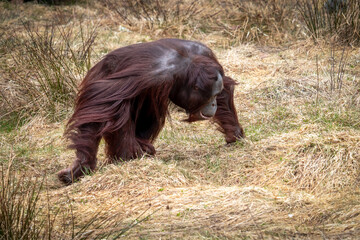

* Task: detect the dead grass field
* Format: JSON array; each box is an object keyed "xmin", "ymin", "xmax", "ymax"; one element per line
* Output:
[{"xmin": 1, "ymin": 1, "xmax": 360, "ymax": 239}]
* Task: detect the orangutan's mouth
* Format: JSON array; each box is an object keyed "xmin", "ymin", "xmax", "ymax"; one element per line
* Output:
[{"xmin": 199, "ymin": 111, "xmax": 212, "ymax": 120}]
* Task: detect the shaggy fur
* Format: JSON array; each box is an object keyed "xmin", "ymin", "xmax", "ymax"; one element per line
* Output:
[{"xmin": 58, "ymin": 38, "xmax": 244, "ymax": 184}]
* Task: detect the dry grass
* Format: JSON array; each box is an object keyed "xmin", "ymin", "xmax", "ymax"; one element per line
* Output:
[{"xmin": 1, "ymin": 0, "xmax": 360, "ymax": 239}]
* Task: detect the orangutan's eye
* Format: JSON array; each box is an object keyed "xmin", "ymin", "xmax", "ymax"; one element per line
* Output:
[{"xmin": 194, "ymin": 86, "xmax": 199, "ymax": 91}]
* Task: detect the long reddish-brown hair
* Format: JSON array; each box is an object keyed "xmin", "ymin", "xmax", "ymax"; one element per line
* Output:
[{"xmin": 58, "ymin": 39, "xmax": 244, "ymax": 184}]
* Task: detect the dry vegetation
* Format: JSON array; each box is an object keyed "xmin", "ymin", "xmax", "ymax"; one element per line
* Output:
[{"xmin": 1, "ymin": 0, "xmax": 360, "ymax": 239}]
